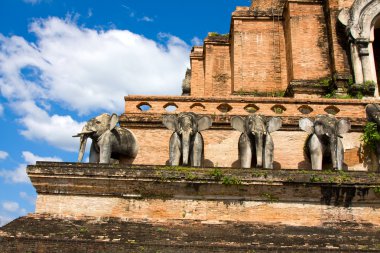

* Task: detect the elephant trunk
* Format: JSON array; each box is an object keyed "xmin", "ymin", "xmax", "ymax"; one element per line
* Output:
[
  {"xmin": 73, "ymin": 125, "xmax": 93, "ymax": 163},
  {"xmin": 253, "ymin": 132, "xmax": 264, "ymax": 167},
  {"xmin": 330, "ymin": 135, "xmax": 339, "ymax": 169},
  {"xmin": 181, "ymin": 129, "xmax": 192, "ymax": 166}
]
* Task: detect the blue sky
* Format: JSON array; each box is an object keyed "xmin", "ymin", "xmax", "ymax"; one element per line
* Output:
[{"xmin": 0, "ymin": 0, "xmax": 250, "ymax": 225}]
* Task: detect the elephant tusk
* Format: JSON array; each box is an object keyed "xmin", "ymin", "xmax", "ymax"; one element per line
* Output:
[{"xmin": 72, "ymin": 131, "xmax": 94, "ymax": 138}]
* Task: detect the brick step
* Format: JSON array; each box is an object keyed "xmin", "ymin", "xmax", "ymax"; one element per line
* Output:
[{"xmin": 1, "ymin": 215, "xmax": 379, "ymax": 252}]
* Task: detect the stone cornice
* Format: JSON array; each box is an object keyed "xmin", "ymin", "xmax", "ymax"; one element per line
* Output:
[{"xmin": 28, "ymin": 162, "xmax": 380, "ymax": 204}]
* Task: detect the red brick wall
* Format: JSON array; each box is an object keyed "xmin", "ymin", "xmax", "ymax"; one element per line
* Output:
[
  {"xmin": 286, "ymin": 1, "xmax": 331, "ymax": 81},
  {"xmin": 204, "ymin": 43, "xmax": 232, "ymax": 97},
  {"xmin": 326, "ymin": 0, "xmax": 354, "ymax": 78},
  {"xmin": 232, "ymin": 19, "xmax": 288, "ymax": 93},
  {"xmin": 190, "ymin": 47, "xmax": 205, "ymax": 97}
]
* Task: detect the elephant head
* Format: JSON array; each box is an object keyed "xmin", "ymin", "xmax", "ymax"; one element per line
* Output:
[
  {"xmin": 299, "ymin": 115, "xmax": 350, "ymax": 170},
  {"xmin": 231, "ymin": 115, "xmax": 282, "ymax": 168},
  {"xmin": 73, "ymin": 113, "xmax": 119, "ymax": 162},
  {"xmin": 163, "ymin": 112, "xmax": 212, "ymax": 166}
]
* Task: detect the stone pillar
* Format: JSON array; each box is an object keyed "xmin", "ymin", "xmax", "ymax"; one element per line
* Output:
[
  {"xmin": 358, "ymin": 40, "xmax": 374, "ymax": 83},
  {"xmin": 350, "ymin": 42, "xmax": 364, "ymax": 84},
  {"xmin": 369, "ymin": 41, "xmax": 379, "ymax": 96}
]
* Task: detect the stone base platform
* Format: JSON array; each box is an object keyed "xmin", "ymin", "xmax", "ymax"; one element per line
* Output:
[
  {"xmin": 1, "ymin": 214, "xmax": 380, "ymax": 253},
  {"xmin": 27, "ymin": 162, "xmax": 380, "ymax": 225},
  {"xmin": 2, "ymin": 162, "xmax": 379, "ymax": 252}
]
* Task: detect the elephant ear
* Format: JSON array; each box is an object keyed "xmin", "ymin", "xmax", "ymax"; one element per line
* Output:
[
  {"xmin": 299, "ymin": 118, "xmax": 314, "ymax": 134},
  {"xmin": 337, "ymin": 119, "xmax": 351, "ymax": 135},
  {"xmin": 163, "ymin": 114, "xmax": 177, "ymax": 131},
  {"xmin": 197, "ymin": 116, "xmax": 212, "ymax": 131},
  {"xmin": 109, "ymin": 113, "xmax": 119, "ymax": 130},
  {"xmin": 267, "ymin": 117, "xmax": 282, "ymax": 133},
  {"xmin": 231, "ymin": 116, "xmax": 245, "ymax": 133}
]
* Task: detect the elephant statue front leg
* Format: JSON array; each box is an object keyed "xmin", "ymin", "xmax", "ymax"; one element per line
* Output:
[
  {"xmin": 191, "ymin": 132, "xmax": 203, "ymax": 167},
  {"xmin": 89, "ymin": 142, "xmax": 100, "ymax": 163},
  {"xmin": 264, "ymin": 134, "xmax": 274, "ymax": 169},
  {"xmin": 238, "ymin": 133, "xmax": 253, "ymax": 169},
  {"xmin": 98, "ymin": 132, "xmax": 113, "ymax": 163},
  {"xmin": 169, "ymin": 132, "xmax": 181, "ymax": 166},
  {"xmin": 309, "ymin": 134, "xmax": 323, "ymax": 170},
  {"xmin": 336, "ymin": 138, "xmax": 345, "ymax": 170}
]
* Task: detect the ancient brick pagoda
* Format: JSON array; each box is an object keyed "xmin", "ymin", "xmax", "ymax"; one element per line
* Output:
[{"xmin": 1, "ymin": 0, "xmax": 380, "ymax": 252}]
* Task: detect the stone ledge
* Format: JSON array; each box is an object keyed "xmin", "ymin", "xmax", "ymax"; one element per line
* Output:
[
  {"xmin": 28, "ymin": 162, "xmax": 380, "ymax": 205},
  {"xmin": 124, "ymin": 95, "xmax": 375, "ymax": 105},
  {"xmin": 204, "ymin": 36, "xmax": 229, "ymax": 44}
]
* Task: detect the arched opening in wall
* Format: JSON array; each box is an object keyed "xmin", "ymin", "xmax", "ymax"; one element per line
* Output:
[{"xmin": 373, "ymin": 16, "xmax": 380, "ymax": 85}]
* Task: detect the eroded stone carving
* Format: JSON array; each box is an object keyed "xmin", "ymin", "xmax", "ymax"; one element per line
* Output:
[
  {"xmin": 182, "ymin": 68, "xmax": 191, "ymax": 96},
  {"xmin": 231, "ymin": 115, "xmax": 282, "ymax": 169},
  {"xmin": 339, "ymin": 0, "xmax": 380, "ymax": 41},
  {"xmin": 338, "ymin": 0, "xmax": 380, "ymax": 89},
  {"xmin": 299, "ymin": 115, "xmax": 350, "ymax": 170},
  {"xmin": 73, "ymin": 113, "xmax": 138, "ymax": 163},
  {"xmin": 163, "ymin": 112, "xmax": 212, "ymax": 167}
]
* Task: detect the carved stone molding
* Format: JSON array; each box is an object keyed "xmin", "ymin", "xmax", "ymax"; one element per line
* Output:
[
  {"xmin": 338, "ymin": 0, "xmax": 380, "ymax": 92},
  {"xmin": 339, "ymin": 0, "xmax": 380, "ymax": 41}
]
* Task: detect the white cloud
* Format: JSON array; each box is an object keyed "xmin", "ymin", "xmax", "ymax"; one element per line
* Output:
[
  {"xmin": 0, "ymin": 201, "xmax": 27, "ymax": 226},
  {"xmin": 0, "ymin": 151, "xmax": 62, "ymax": 184},
  {"xmin": 19, "ymin": 192, "xmax": 36, "ymax": 205},
  {"xmin": 23, "ymin": 0, "xmax": 41, "ymax": 4},
  {"xmin": 191, "ymin": 36, "xmax": 203, "ymax": 46},
  {"xmin": 0, "ymin": 103, "xmax": 3, "ymax": 116},
  {"xmin": 87, "ymin": 8, "xmax": 93, "ymax": 18},
  {"xmin": 2, "ymin": 201, "xmax": 19, "ymax": 212},
  {"xmin": 0, "ymin": 215, "xmax": 13, "ymax": 226},
  {"xmin": 139, "ymin": 16, "xmax": 154, "ymax": 22},
  {"xmin": 22, "ymin": 151, "xmax": 62, "ymax": 164},
  {"xmin": 0, "ymin": 17, "xmax": 189, "ymax": 113},
  {"xmin": 0, "ymin": 17, "xmax": 189, "ymax": 150},
  {"xmin": 0, "ymin": 151, "xmax": 8, "ymax": 160},
  {"xmin": 16, "ymin": 101, "xmax": 84, "ymax": 152},
  {"xmin": 0, "ymin": 164, "xmax": 30, "ymax": 183}
]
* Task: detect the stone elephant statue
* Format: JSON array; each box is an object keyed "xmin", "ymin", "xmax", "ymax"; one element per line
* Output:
[
  {"xmin": 73, "ymin": 113, "xmax": 138, "ymax": 164},
  {"xmin": 231, "ymin": 115, "xmax": 282, "ymax": 169},
  {"xmin": 163, "ymin": 112, "xmax": 212, "ymax": 167},
  {"xmin": 299, "ymin": 115, "xmax": 350, "ymax": 170}
]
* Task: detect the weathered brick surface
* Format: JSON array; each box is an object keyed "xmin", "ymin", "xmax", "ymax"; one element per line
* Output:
[
  {"xmin": 326, "ymin": 0, "xmax": 354, "ymax": 78},
  {"xmin": 204, "ymin": 40, "xmax": 232, "ymax": 97},
  {"xmin": 285, "ymin": 1, "xmax": 331, "ymax": 81},
  {"xmin": 34, "ymin": 195, "xmax": 380, "ymax": 226},
  {"xmin": 187, "ymin": 0, "xmax": 362, "ymax": 97},
  {"xmin": 2, "ymin": 215, "xmax": 380, "ymax": 252},
  {"xmin": 232, "ymin": 19, "xmax": 288, "ymax": 93},
  {"xmin": 190, "ymin": 46, "xmax": 205, "ymax": 97}
]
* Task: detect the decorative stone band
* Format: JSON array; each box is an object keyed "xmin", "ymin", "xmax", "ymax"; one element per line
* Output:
[{"xmin": 124, "ymin": 95, "xmax": 372, "ymax": 129}]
